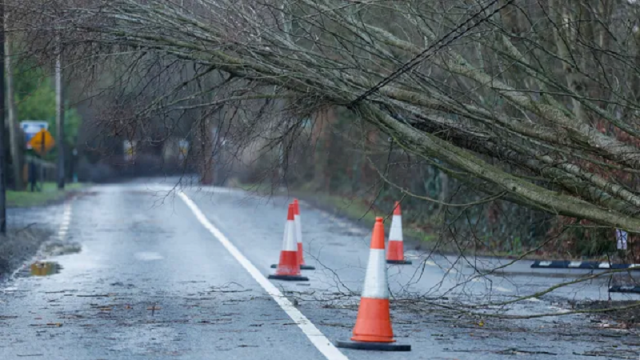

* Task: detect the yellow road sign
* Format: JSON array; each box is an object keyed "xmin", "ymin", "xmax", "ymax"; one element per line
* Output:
[{"xmin": 28, "ymin": 129, "xmax": 55, "ymax": 156}]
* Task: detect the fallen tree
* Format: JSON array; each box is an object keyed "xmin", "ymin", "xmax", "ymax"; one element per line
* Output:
[{"xmin": 18, "ymin": 0, "xmax": 640, "ymax": 232}]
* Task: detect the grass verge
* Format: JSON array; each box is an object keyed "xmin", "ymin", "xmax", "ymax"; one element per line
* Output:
[
  {"xmin": 7, "ymin": 182, "xmax": 86, "ymax": 208},
  {"xmin": 231, "ymin": 180, "xmax": 438, "ymax": 246},
  {"xmin": 230, "ymin": 181, "xmax": 566, "ymax": 260}
]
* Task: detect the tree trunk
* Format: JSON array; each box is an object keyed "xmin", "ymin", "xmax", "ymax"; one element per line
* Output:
[
  {"xmin": 311, "ymin": 107, "xmax": 335, "ymax": 191},
  {"xmin": 198, "ymin": 115, "xmax": 213, "ymax": 185},
  {"xmin": 55, "ymin": 35, "xmax": 65, "ymax": 190},
  {"xmin": 549, "ymin": 0, "xmax": 588, "ymax": 124},
  {"xmin": 4, "ymin": 32, "xmax": 21, "ymax": 190}
]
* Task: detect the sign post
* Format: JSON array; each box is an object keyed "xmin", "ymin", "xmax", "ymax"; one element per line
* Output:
[
  {"xmin": 21, "ymin": 121, "xmax": 49, "ymax": 192},
  {"xmin": 41, "ymin": 130, "xmax": 44, "ymax": 158},
  {"xmin": 25, "ymin": 127, "xmax": 56, "ymax": 192}
]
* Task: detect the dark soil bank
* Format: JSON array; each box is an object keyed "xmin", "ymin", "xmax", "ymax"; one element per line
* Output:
[{"xmin": 0, "ymin": 228, "xmax": 51, "ymax": 278}]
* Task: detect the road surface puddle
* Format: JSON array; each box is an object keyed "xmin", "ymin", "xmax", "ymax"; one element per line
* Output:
[{"xmin": 30, "ymin": 261, "xmax": 62, "ymax": 276}]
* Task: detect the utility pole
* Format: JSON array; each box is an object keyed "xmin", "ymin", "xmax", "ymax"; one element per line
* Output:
[
  {"xmin": 5, "ymin": 41, "xmax": 20, "ymax": 190},
  {"xmin": 5, "ymin": 19, "xmax": 21, "ymax": 190},
  {"xmin": 198, "ymin": 115, "xmax": 213, "ymax": 185},
  {"xmin": 0, "ymin": 3, "xmax": 7, "ymax": 234},
  {"xmin": 55, "ymin": 34, "xmax": 65, "ymax": 190}
]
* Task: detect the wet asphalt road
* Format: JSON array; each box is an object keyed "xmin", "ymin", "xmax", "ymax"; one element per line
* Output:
[{"xmin": 1, "ymin": 179, "xmax": 638, "ymax": 359}]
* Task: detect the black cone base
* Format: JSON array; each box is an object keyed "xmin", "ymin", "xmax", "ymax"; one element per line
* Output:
[
  {"xmin": 268, "ymin": 274, "xmax": 309, "ymax": 281},
  {"xmin": 387, "ymin": 259, "xmax": 413, "ymax": 265},
  {"xmin": 336, "ymin": 340, "xmax": 411, "ymax": 352},
  {"xmin": 271, "ymin": 264, "xmax": 316, "ymax": 270}
]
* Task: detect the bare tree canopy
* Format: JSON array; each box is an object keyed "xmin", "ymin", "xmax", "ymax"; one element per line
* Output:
[{"xmin": 17, "ymin": 0, "xmax": 640, "ymax": 231}]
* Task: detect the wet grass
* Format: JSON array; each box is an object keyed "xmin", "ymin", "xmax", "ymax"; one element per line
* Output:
[
  {"xmin": 303, "ymin": 192, "xmax": 439, "ymax": 244},
  {"xmin": 7, "ymin": 182, "xmax": 86, "ymax": 208},
  {"xmin": 231, "ymin": 181, "xmax": 565, "ymax": 261},
  {"xmin": 233, "ymin": 181, "xmax": 381, "ymax": 223},
  {"xmin": 232, "ymin": 181, "xmax": 586, "ymax": 260}
]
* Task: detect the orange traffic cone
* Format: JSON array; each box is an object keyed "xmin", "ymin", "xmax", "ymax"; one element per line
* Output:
[
  {"xmin": 268, "ymin": 204, "xmax": 309, "ymax": 281},
  {"xmin": 387, "ymin": 202, "xmax": 412, "ymax": 265},
  {"xmin": 271, "ymin": 200, "xmax": 315, "ymax": 270},
  {"xmin": 336, "ymin": 217, "xmax": 411, "ymax": 351}
]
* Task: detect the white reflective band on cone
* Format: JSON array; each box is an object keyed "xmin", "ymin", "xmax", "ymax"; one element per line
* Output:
[
  {"xmin": 389, "ymin": 215, "xmax": 403, "ymax": 242},
  {"xmin": 282, "ymin": 220, "xmax": 297, "ymax": 251},
  {"xmin": 295, "ymin": 214, "xmax": 303, "ymax": 244},
  {"xmin": 361, "ymin": 249, "xmax": 389, "ymax": 299}
]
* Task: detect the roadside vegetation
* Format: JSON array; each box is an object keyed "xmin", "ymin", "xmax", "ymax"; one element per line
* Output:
[{"xmin": 7, "ymin": 182, "xmax": 85, "ymax": 208}]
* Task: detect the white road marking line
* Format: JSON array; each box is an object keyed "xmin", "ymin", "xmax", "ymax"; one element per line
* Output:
[
  {"xmin": 179, "ymin": 192, "xmax": 348, "ymax": 360},
  {"xmin": 568, "ymin": 261, "xmax": 582, "ymax": 268},
  {"xmin": 425, "ymin": 260, "xmax": 436, "ymax": 266},
  {"xmin": 58, "ymin": 205, "xmax": 72, "ymax": 241}
]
